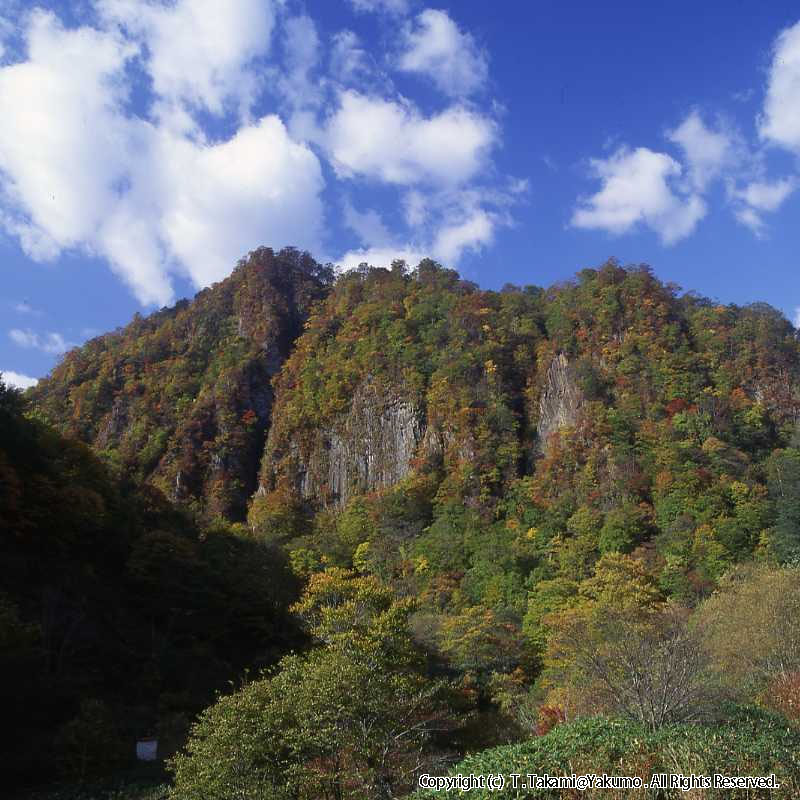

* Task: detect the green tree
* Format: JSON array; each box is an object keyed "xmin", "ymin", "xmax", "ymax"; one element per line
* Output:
[{"xmin": 171, "ymin": 569, "xmax": 447, "ymax": 800}]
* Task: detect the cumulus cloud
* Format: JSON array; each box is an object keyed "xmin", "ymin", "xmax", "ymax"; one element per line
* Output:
[
  {"xmin": 732, "ymin": 177, "xmax": 797, "ymax": 234},
  {"xmin": 0, "ymin": 1, "xmax": 513, "ymax": 304},
  {"xmin": 96, "ymin": 0, "xmax": 275, "ymax": 120},
  {"xmin": 398, "ymin": 9, "xmax": 488, "ymax": 97},
  {"xmin": 571, "ymin": 147, "xmax": 706, "ymax": 245},
  {"xmin": 9, "ymin": 328, "xmax": 75, "ymax": 354},
  {"xmin": 0, "ymin": 6, "xmax": 324, "ymax": 306},
  {"xmin": 1, "ymin": 370, "xmax": 38, "ymax": 389},
  {"xmin": 759, "ymin": 19, "xmax": 800, "ymax": 153},
  {"xmin": 432, "ymin": 207, "xmax": 495, "ymax": 263},
  {"xmin": 667, "ymin": 111, "xmax": 737, "ymax": 191},
  {"xmin": 322, "ymin": 90, "xmax": 496, "ymax": 186},
  {"xmin": 336, "ymin": 245, "xmax": 426, "ymax": 272},
  {"xmin": 735, "ymin": 177, "xmax": 798, "ymax": 211},
  {"xmin": 340, "ymin": 184, "xmax": 507, "ymax": 271}
]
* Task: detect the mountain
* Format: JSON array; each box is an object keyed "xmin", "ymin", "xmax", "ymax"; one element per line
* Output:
[
  {"xmin": 31, "ymin": 256, "xmax": 800, "ymax": 596},
  {"xmin": 11, "ymin": 252, "xmax": 800, "ymax": 793},
  {"xmin": 30, "ymin": 247, "xmax": 332, "ymax": 522}
]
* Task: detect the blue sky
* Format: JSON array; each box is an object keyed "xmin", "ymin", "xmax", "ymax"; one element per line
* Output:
[{"xmin": 1, "ymin": 0, "xmax": 799, "ymax": 387}]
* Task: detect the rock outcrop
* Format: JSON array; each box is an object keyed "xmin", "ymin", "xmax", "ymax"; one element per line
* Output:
[
  {"xmin": 264, "ymin": 379, "xmax": 425, "ymax": 507},
  {"xmin": 29, "ymin": 247, "xmax": 333, "ymax": 521},
  {"xmin": 536, "ymin": 353, "xmax": 583, "ymax": 453}
]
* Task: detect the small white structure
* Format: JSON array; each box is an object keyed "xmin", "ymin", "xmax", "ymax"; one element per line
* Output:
[{"xmin": 136, "ymin": 738, "xmax": 158, "ymax": 761}]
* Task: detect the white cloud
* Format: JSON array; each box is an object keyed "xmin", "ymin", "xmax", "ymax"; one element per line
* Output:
[
  {"xmin": 336, "ymin": 245, "xmax": 425, "ymax": 272},
  {"xmin": 97, "ymin": 0, "xmax": 275, "ymax": 119},
  {"xmin": 14, "ymin": 301, "xmax": 38, "ymax": 314},
  {"xmin": 1, "ymin": 370, "xmax": 38, "ymax": 389},
  {"xmin": 155, "ymin": 116, "xmax": 324, "ymax": 289},
  {"xmin": 0, "ymin": 8, "xmax": 324, "ymax": 306},
  {"xmin": 340, "ymin": 186, "xmax": 505, "ymax": 271},
  {"xmin": 667, "ymin": 111, "xmax": 736, "ymax": 191},
  {"xmin": 759, "ymin": 19, "xmax": 800, "ymax": 153},
  {"xmin": 403, "ymin": 190, "xmax": 427, "ymax": 227},
  {"xmin": 276, "ymin": 15, "xmax": 322, "ymax": 113},
  {"xmin": 330, "ymin": 30, "xmax": 371, "ymax": 85},
  {"xmin": 732, "ymin": 176, "xmax": 797, "ymax": 234},
  {"xmin": 398, "ymin": 9, "xmax": 488, "ymax": 97},
  {"xmin": 0, "ymin": 11, "xmax": 136, "ymax": 251},
  {"xmin": 9, "ymin": 328, "xmax": 74, "ymax": 354},
  {"xmin": 0, "ymin": 3, "xmax": 512, "ymax": 304},
  {"xmin": 571, "ymin": 146, "xmax": 706, "ymax": 245},
  {"xmin": 432, "ymin": 207, "xmax": 494, "ymax": 263},
  {"xmin": 323, "ymin": 90, "xmax": 496, "ymax": 186},
  {"xmin": 343, "ymin": 199, "xmax": 395, "ymax": 247},
  {"xmin": 347, "ymin": 0, "xmax": 409, "ymax": 15},
  {"xmin": 735, "ymin": 177, "xmax": 797, "ymax": 211}
]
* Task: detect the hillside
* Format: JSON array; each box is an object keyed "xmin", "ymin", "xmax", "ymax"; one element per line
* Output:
[
  {"xmin": 29, "ymin": 255, "xmax": 800, "ymax": 616},
  {"xmin": 14, "ymin": 253, "xmax": 800, "ymax": 796},
  {"xmin": 0, "ymin": 377, "xmax": 301, "ymax": 789},
  {"xmin": 29, "ymin": 247, "xmax": 332, "ymax": 521}
]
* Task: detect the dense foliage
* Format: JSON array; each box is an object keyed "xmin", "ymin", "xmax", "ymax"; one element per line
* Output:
[
  {"xmin": 252, "ymin": 259, "xmax": 800, "ymax": 700},
  {"xmin": 12, "ymin": 253, "xmax": 800, "ymax": 794},
  {"xmin": 30, "ymin": 247, "xmax": 332, "ymax": 521},
  {"xmin": 170, "ymin": 569, "xmax": 450, "ymax": 800},
  {"xmin": 416, "ymin": 709, "xmax": 800, "ymax": 798},
  {"xmin": 0, "ymin": 378, "xmax": 301, "ymax": 790}
]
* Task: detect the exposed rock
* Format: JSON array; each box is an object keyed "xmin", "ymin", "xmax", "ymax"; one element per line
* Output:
[
  {"xmin": 268, "ymin": 379, "xmax": 425, "ymax": 507},
  {"xmin": 536, "ymin": 353, "xmax": 583, "ymax": 453},
  {"xmin": 96, "ymin": 394, "xmax": 128, "ymax": 449}
]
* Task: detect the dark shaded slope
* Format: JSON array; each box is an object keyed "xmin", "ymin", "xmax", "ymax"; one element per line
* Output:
[{"xmin": 0, "ymin": 378, "xmax": 301, "ymax": 788}]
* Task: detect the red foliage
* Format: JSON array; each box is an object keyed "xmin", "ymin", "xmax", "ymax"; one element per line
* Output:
[
  {"xmin": 665, "ymin": 397, "xmax": 690, "ymax": 417},
  {"xmin": 535, "ymin": 705, "xmax": 566, "ymax": 736},
  {"xmin": 764, "ymin": 671, "xmax": 800, "ymax": 721}
]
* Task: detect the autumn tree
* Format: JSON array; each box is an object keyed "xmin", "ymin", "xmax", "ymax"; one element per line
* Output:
[
  {"xmin": 542, "ymin": 554, "xmax": 713, "ymax": 728},
  {"xmin": 696, "ymin": 563, "xmax": 800, "ymax": 706}
]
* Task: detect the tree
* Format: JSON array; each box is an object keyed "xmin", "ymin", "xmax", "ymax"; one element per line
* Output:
[
  {"xmin": 171, "ymin": 569, "xmax": 448, "ymax": 800},
  {"xmin": 542, "ymin": 555, "xmax": 713, "ymax": 728},
  {"xmin": 696, "ymin": 563, "xmax": 800, "ymax": 698}
]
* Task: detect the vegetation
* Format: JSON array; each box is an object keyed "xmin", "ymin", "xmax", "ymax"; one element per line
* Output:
[
  {"xmin": 170, "ymin": 569, "xmax": 450, "ymax": 800},
  {"xmin": 416, "ymin": 709, "xmax": 800, "ymax": 798},
  {"xmin": 29, "ymin": 247, "xmax": 332, "ymax": 521},
  {"xmin": 7, "ymin": 253, "xmax": 800, "ymax": 795},
  {"xmin": 0, "ymin": 376, "xmax": 301, "ymax": 791}
]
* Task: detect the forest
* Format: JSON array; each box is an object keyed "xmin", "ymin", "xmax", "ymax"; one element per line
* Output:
[{"xmin": 5, "ymin": 247, "xmax": 800, "ymax": 798}]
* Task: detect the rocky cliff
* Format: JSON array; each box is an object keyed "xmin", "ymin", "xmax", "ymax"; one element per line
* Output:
[
  {"xmin": 536, "ymin": 353, "xmax": 584, "ymax": 453},
  {"xmin": 28, "ymin": 257, "xmax": 800, "ymax": 529},
  {"xmin": 262, "ymin": 378, "xmax": 425, "ymax": 507}
]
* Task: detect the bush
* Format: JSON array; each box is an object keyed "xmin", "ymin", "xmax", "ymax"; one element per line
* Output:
[{"xmin": 416, "ymin": 709, "xmax": 800, "ymax": 798}]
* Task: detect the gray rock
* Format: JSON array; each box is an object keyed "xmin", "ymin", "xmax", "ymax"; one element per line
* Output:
[
  {"xmin": 303, "ymin": 380, "xmax": 424, "ymax": 506},
  {"xmin": 536, "ymin": 352, "xmax": 583, "ymax": 453}
]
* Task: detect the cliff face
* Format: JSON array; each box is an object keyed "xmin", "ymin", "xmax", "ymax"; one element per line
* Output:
[
  {"xmin": 256, "ymin": 262, "xmax": 542, "ymax": 511},
  {"xmin": 262, "ymin": 379, "xmax": 424, "ymax": 507},
  {"xmin": 536, "ymin": 353, "xmax": 583, "ymax": 453},
  {"xmin": 29, "ymin": 247, "xmax": 333, "ymax": 520}
]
